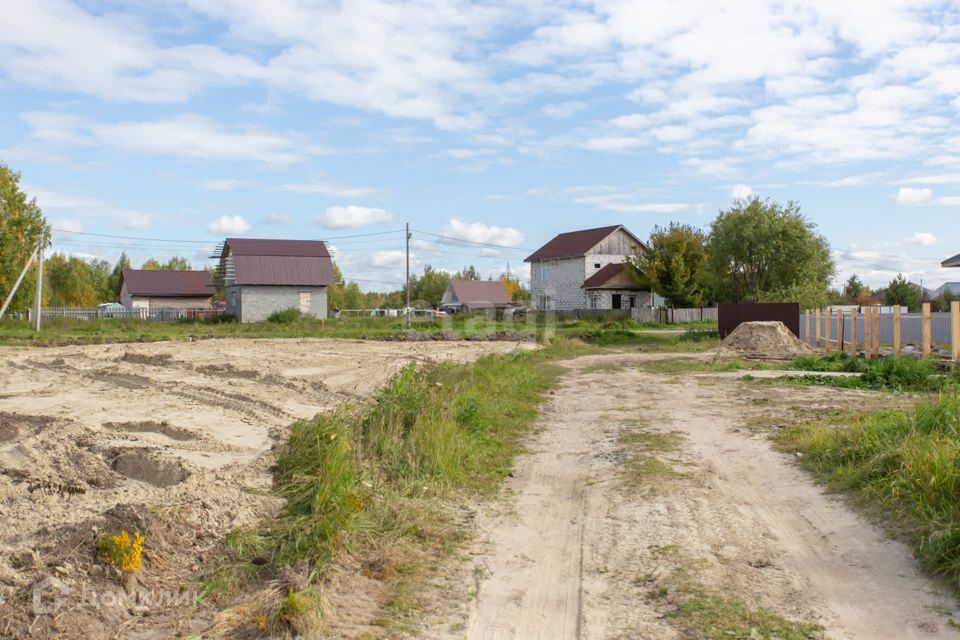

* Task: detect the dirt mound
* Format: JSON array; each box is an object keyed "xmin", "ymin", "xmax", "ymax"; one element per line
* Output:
[{"xmin": 718, "ymin": 321, "xmax": 814, "ymax": 360}]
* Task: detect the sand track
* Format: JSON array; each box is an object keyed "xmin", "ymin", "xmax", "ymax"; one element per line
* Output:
[
  {"xmin": 428, "ymin": 353, "xmax": 960, "ymax": 640},
  {"xmin": 0, "ymin": 337, "xmax": 528, "ymax": 638}
]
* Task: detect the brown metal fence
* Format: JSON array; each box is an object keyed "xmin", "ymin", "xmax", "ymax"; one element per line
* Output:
[{"xmin": 718, "ymin": 303, "xmax": 800, "ymax": 339}]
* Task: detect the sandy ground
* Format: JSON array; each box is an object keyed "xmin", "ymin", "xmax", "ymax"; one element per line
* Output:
[
  {"xmin": 0, "ymin": 337, "xmax": 529, "ymax": 638},
  {"xmin": 424, "ymin": 352, "xmax": 960, "ymax": 640}
]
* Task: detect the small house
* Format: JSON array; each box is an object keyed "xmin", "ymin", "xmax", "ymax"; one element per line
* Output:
[
  {"xmin": 118, "ymin": 270, "xmax": 215, "ymax": 311},
  {"xmin": 215, "ymin": 238, "xmax": 334, "ymax": 322},
  {"xmin": 525, "ymin": 225, "xmax": 651, "ymax": 311},
  {"xmin": 440, "ymin": 280, "xmax": 512, "ymax": 312}
]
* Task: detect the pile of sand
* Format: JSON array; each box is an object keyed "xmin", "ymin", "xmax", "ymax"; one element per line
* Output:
[{"xmin": 717, "ymin": 321, "xmax": 814, "ymax": 360}]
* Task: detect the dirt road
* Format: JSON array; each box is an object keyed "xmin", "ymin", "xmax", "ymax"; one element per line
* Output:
[
  {"xmin": 429, "ymin": 353, "xmax": 960, "ymax": 640},
  {"xmin": 0, "ymin": 337, "xmax": 529, "ymax": 637}
]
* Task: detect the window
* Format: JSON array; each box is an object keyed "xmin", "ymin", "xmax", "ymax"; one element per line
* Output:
[
  {"xmin": 594, "ymin": 262, "xmax": 601, "ymax": 269},
  {"xmin": 589, "ymin": 295, "xmax": 598, "ymax": 309},
  {"xmin": 540, "ymin": 265, "xmax": 548, "ymax": 280},
  {"xmin": 628, "ymin": 296, "xmax": 636, "ymax": 309},
  {"xmin": 612, "ymin": 294, "xmax": 622, "ymax": 309},
  {"xmin": 299, "ymin": 291, "xmax": 311, "ymax": 313}
]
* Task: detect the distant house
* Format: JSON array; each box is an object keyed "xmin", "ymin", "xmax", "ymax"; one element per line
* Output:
[
  {"xmin": 118, "ymin": 270, "xmax": 214, "ymax": 311},
  {"xmin": 215, "ymin": 238, "xmax": 335, "ymax": 322},
  {"xmin": 525, "ymin": 225, "xmax": 651, "ymax": 311},
  {"xmin": 440, "ymin": 279, "xmax": 512, "ymax": 312},
  {"xmin": 934, "ymin": 282, "xmax": 960, "ymax": 298}
]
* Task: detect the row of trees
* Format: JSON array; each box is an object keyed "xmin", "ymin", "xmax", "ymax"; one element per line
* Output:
[
  {"xmin": 627, "ymin": 198, "xmax": 834, "ymax": 310},
  {"xmin": 839, "ymin": 273, "xmax": 956, "ymax": 312}
]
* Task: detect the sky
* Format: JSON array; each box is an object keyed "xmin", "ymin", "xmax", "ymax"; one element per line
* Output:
[{"xmin": 1, "ymin": 0, "xmax": 960, "ymax": 292}]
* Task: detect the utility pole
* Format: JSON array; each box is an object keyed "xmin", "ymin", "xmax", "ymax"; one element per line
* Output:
[
  {"xmin": 0, "ymin": 245, "xmax": 39, "ymax": 321},
  {"xmin": 33, "ymin": 240, "xmax": 44, "ymax": 331},
  {"xmin": 405, "ymin": 222, "xmax": 411, "ymax": 328}
]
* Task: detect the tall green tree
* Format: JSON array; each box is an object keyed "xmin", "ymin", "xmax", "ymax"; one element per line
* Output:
[
  {"xmin": 44, "ymin": 253, "xmax": 98, "ymax": 307},
  {"xmin": 163, "ymin": 256, "xmax": 193, "ymax": 270},
  {"xmin": 89, "ymin": 258, "xmax": 113, "ymax": 302},
  {"xmin": 704, "ymin": 197, "xmax": 834, "ymax": 309},
  {"xmin": 141, "ymin": 258, "xmax": 163, "ymax": 270},
  {"xmin": 843, "ymin": 275, "xmax": 864, "ymax": 303},
  {"xmin": 625, "ymin": 223, "xmax": 707, "ymax": 307},
  {"xmin": 409, "ymin": 265, "xmax": 451, "ymax": 306},
  {"xmin": 107, "ymin": 252, "xmax": 132, "ymax": 300},
  {"xmin": 0, "ymin": 165, "xmax": 51, "ymax": 312},
  {"xmin": 455, "ymin": 265, "xmax": 481, "ymax": 280},
  {"xmin": 884, "ymin": 274, "xmax": 921, "ymax": 311}
]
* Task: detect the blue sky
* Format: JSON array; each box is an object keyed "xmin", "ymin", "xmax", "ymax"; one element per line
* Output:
[{"xmin": 2, "ymin": 1, "xmax": 959, "ymax": 291}]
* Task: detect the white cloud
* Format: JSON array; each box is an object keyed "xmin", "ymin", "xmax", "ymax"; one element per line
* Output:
[
  {"xmin": 731, "ymin": 184, "xmax": 754, "ymax": 200},
  {"xmin": 263, "ymin": 212, "xmax": 291, "ymax": 225},
  {"xmin": 908, "ymin": 232, "xmax": 938, "ymax": 246},
  {"xmin": 25, "ymin": 185, "xmax": 103, "ymax": 210},
  {"xmin": 207, "ymin": 215, "xmax": 251, "ymax": 235},
  {"xmin": 440, "ymin": 218, "xmax": 525, "ymax": 248},
  {"xmin": 52, "ymin": 218, "xmax": 83, "ymax": 233},
  {"xmin": 277, "ymin": 180, "xmax": 377, "ymax": 198},
  {"xmin": 120, "ymin": 212, "xmax": 152, "ymax": 229},
  {"xmin": 892, "ymin": 187, "xmax": 933, "ymax": 205},
  {"xmin": 370, "ymin": 250, "xmax": 407, "ymax": 268},
  {"xmin": 317, "ymin": 205, "xmax": 394, "ymax": 229},
  {"xmin": 202, "ymin": 179, "xmax": 243, "ymax": 191},
  {"xmin": 572, "ymin": 194, "xmax": 690, "ymax": 213},
  {"xmin": 541, "ymin": 101, "xmax": 586, "ymax": 118},
  {"xmin": 937, "ymin": 196, "xmax": 960, "ymax": 206},
  {"xmin": 22, "ymin": 112, "xmax": 329, "ymax": 166}
]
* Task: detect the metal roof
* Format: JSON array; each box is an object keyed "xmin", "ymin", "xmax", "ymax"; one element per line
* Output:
[
  {"xmin": 120, "ymin": 270, "xmax": 215, "ymax": 297},
  {"xmin": 226, "ymin": 238, "xmax": 331, "ymax": 258},
  {"xmin": 447, "ymin": 280, "xmax": 512, "ymax": 309},
  {"xmin": 581, "ymin": 263, "xmax": 646, "ymax": 290},
  {"xmin": 943, "ymin": 253, "xmax": 960, "ymax": 268},
  {"xmin": 233, "ymin": 255, "xmax": 335, "ymax": 286},
  {"xmin": 524, "ymin": 225, "xmax": 645, "ymax": 262}
]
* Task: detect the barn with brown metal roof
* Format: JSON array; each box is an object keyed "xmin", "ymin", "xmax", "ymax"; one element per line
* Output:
[
  {"xmin": 214, "ymin": 238, "xmax": 335, "ymax": 322},
  {"xmin": 118, "ymin": 270, "xmax": 215, "ymax": 312},
  {"xmin": 439, "ymin": 279, "xmax": 512, "ymax": 312}
]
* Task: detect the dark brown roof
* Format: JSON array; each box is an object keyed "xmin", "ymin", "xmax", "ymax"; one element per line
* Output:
[
  {"xmin": 447, "ymin": 280, "xmax": 511, "ymax": 309},
  {"xmin": 525, "ymin": 225, "xmax": 644, "ymax": 262},
  {"xmin": 121, "ymin": 270, "xmax": 214, "ymax": 297},
  {"xmin": 943, "ymin": 253, "xmax": 960, "ymax": 268},
  {"xmin": 227, "ymin": 238, "xmax": 331, "ymax": 258},
  {"xmin": 582, "ymin": 263, "xmax": 646, "ymax": 290},
  {"xmin": 233, "ymin": 256, "xmax": 335, "ymax": 286}
]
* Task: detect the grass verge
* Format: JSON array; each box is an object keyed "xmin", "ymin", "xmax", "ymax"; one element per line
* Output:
[
  {"xmin": 200, "ymin": 338, "xmax": 591, "ymax": 636},
  {"xmin": 668, "ymin": 595, "xmax": 825, "ymax": 640},
  {"xmin": 781, "ymin": 354, "xmax": 959, "ymax": 392},
  {"xmin": 775, "ymin": 392, "xmax": 960, "ymax": 587}
]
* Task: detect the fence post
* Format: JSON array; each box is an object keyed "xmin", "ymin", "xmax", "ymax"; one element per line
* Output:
[
  {"xmin": 824, "ymin": 308, "xmax": 832, "ymax": 353},
  {"xmin": 865, "ymin": 307, "xmax": 873, "ymax": 360},
  {"xmin": 893, "ymin": 305, "xmax": 901, "ymax": 357},
  {"xmin": 952, "ymin": 301, "xmax": 960, "ymax": 364},
  {"xmin": 922, "ymin": 302, "xmax": 932, "ymax": 358},
  {"xmin": 804, "ymin": 310, "xmax": 811, "ymax": 345}
]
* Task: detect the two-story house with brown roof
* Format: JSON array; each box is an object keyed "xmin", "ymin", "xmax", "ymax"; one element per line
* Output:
[
  {"xmin": 215, "ymin": 238, "xmax": 335, "ymax": 322},
  {"xmin": 524, "ymin": 225, "xmax": 651, "ymax": 311}
]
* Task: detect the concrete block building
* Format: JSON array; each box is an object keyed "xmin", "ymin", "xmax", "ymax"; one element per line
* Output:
[
  {"xmin": 215, "ymin": 238, "xmax": 334, "ymax": 322},
  {"xmin": 525, "ymin": 225, "xmax": 651, "ymax": 311}
]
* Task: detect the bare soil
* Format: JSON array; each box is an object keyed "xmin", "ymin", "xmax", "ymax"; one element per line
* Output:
[
  {"xmin": 0, "ymin": 337, "xmax": 529, "ymax": 639},
  {"xmin": 423, "ymin": 352, "xmax": 960, "ymax": 640}
]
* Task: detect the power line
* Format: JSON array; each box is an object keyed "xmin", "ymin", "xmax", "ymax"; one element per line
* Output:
[
  {"xmin": 411, "ymin": 229, "xmax": 534, "ymax": 252},
  {"xmin": 50, "ymin": 227, "xmax": 405, "ymax": 244}
]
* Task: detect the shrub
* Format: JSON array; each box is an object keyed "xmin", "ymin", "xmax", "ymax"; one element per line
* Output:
[{"xmin": 267, "ymin": 308, "xmax": 304, "ymax": 324}]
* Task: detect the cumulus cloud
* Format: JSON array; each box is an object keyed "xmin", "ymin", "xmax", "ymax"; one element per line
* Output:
[
  {"xmin": 370, "ymin": 250, "xmax": 406, "ymax": 268},
  {"xmin": 731, "ymin": 184, "xmax": 754, "ymax": 200},
  {"xmin": 202, "ymin": 179, "xmax": 243, "ymax": 191},
  {"xmin": 908, "ymin": 232, "xmax": 938, "ymax": 246},
  {"xmin": 440, "ymin": 218, "xmax": 525, "ymax": 248},
  {"xmin": 120, "ymin": 212, "xmax": 152, "ymax": 229},
  {"xmin": 52, "ymin": 219, "xmax": 83, "ymax": 233},
  {"xmin": 317, "ymin": 206, "xmax": 394, "ymax": 229},
  {"xmin": 893, "ymin": 187, "xmax": 932, "ymax": 205},
  {"xmin": 207, "ymin": 215, "xmax": 251, "ymax": 235}
]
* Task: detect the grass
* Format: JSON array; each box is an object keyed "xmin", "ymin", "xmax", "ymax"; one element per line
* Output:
[
  {"xmin": 776, "ymin": 392, "xmax": 960, "ymax": 588},
  {"xmin": 781, "ymin": 353, "xmax": 959, "ymax": 393},
  {"xmin": 0, "ymin": 314, "xmax": 718, "ymax": 348},
  {"xmin": 619, "ymin": 425, "xmax": 689, "ymax": 490},
  {"xmin": 200, "ymin": 338, "xmax": 591, "ymax": 635},
  {"xmin": 668, "ymin": 595, "xmax": 825, "ymax": 640}
]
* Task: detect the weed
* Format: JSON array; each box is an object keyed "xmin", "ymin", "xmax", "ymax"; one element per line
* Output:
[
  {"xmin": 668, "ymin": 595, "xmax": 825, "ymax": 639},
  {"xmin": 783, "ymin": 354, "xmax": 959, "ymax": 393},
  {"xmin": 268, "ymin": 308, "xmax": 306, "ymax": 323},
  {"xmin": 98, "ymin": 530, "xmax": 145, "ymax": 572},
  {"xmin": 776, "ymin": 392, "xmax": 960, "ymax": 586}
]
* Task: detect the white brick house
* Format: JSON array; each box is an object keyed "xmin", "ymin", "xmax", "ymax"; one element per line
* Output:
[{"xmin": 525, "ymin": 225, "xmax": 651, "ymax": 311}]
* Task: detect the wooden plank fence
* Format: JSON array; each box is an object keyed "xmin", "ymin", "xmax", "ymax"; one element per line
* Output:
[
  {"xmin": 632, "ymin": 307, "xmax": 718, "ymax": 324},
  {"xmin": 800, "ymin": 304, "xmax": 960, "ymax": 362}
]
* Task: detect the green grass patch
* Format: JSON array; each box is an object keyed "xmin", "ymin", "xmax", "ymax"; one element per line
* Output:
[
  {"xmin": 668, "ymin": 595, "xmax": 825, "ymax": 639},
  {"xmin": 780, "ymin": 354, "xmax": 958, "ymax": 393},
  {"xmin": 619, "ymin": 425, "xmax": 688, "ymax": 490},
  {"xmin": 201, "ymin": 338, "xmax": 591, "ymax": 633},
  {"xmin": 776, "ymin": 392, "xmax": 960, "ymax": 587}
]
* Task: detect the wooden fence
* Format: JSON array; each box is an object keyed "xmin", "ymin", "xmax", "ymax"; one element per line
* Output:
[
  {"xmin": 632, "ymin": 307, "xmax": 719, "ymax": 324},
  {"xmin": 800, "ymin": 302, "xmax": 960, "ymax": 362}
]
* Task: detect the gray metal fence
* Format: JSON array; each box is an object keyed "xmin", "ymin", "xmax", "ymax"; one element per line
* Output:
[
  {"xmin": 799, "ymin": 313, "xmax": 954, "ymax": 347},
  {"xmin": 30, "ymin": 307, "xmax": 223, "ymax": 323}
]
